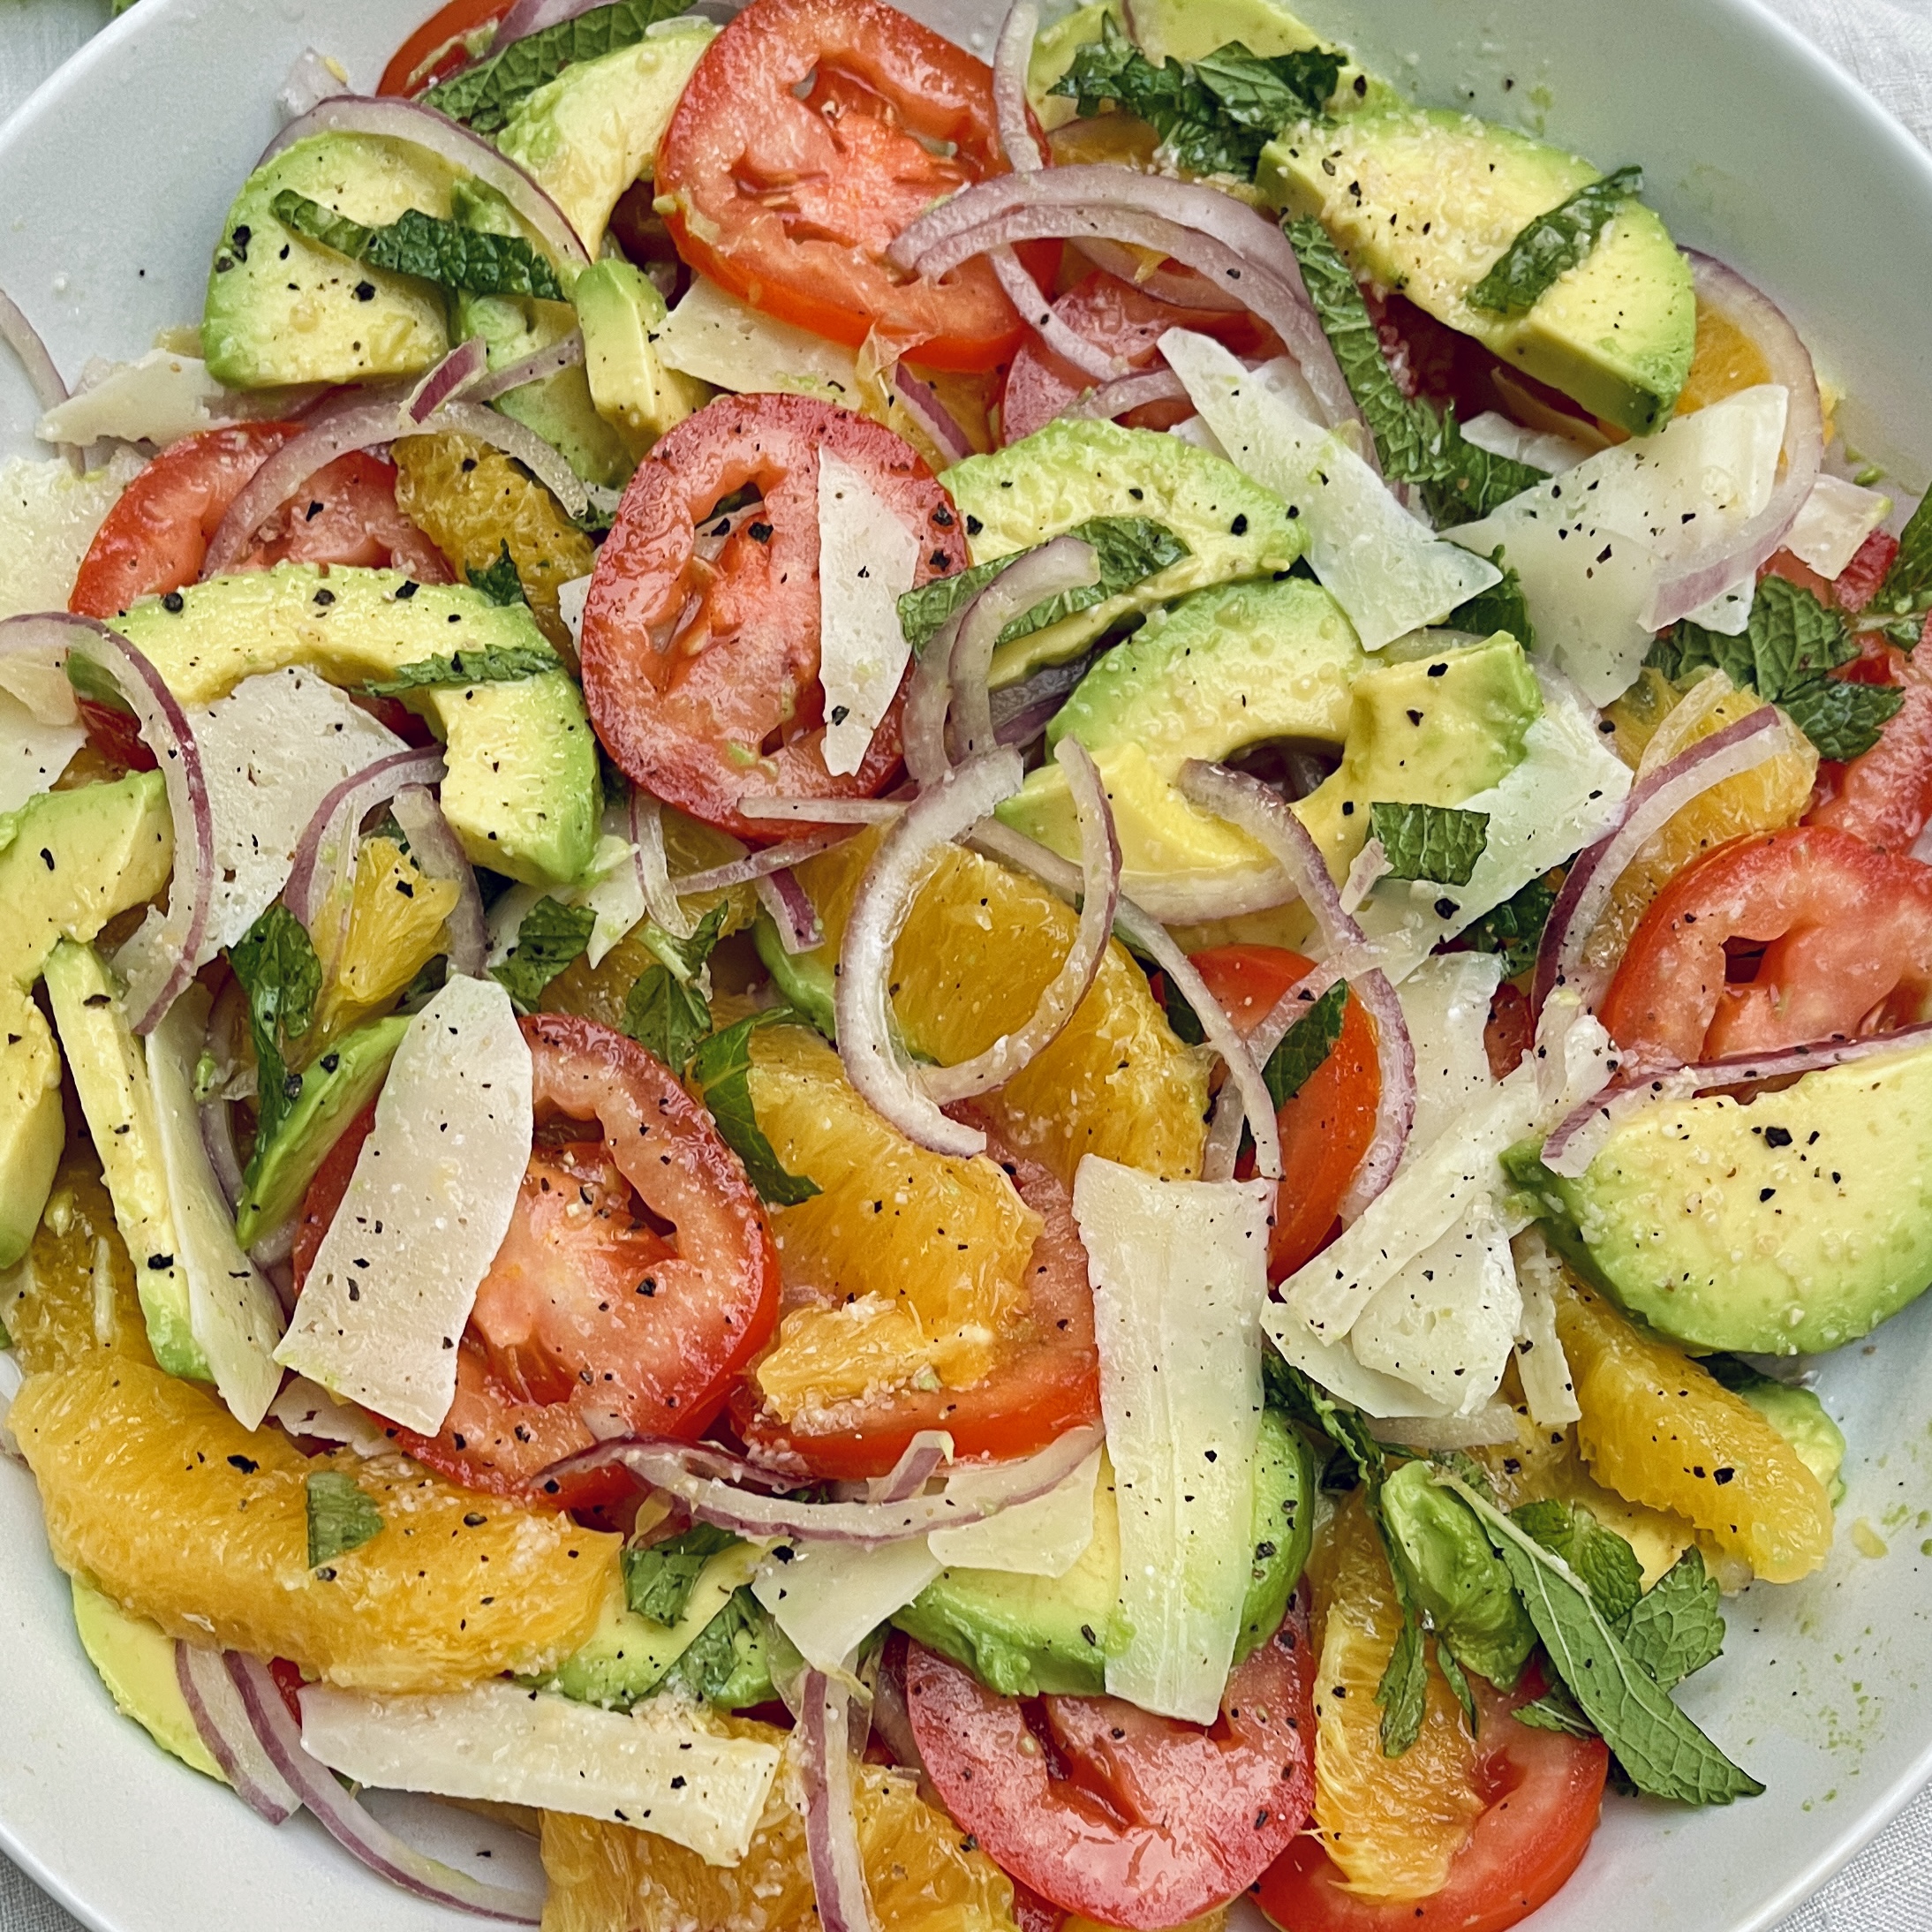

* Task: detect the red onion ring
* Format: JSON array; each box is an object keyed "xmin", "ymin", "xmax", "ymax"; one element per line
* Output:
[
  {"xmin": 837, "ymin": 751, "xmax": 1025, "ymax": 1157},
  {"xmin": 404, "ymin": 337, "xmax": 490, "ymax": 423},
  {"xmin": 223, "ymin": 1653, "xmax": 543, "ymax": 1921},
  {"xmin": 753, "ymin": 868, "xmax": 825, "ymax": 955},
  {"xmin": 1529, "ymin": 706, "xmax": 1794, "ymax": 1018},
  {"xmin": 866, "ymin": 1429, "xmax": 955, "ymax": 1505},
  {"xmin": 197, "ymin": 976, "xmax": 251, "ymax": 1211},
  {"xmin": 1061, "ymin": 368, "xmax": 1189, "ymax": 423},
  {"xmin": 0, "ymin": 286, "xmax": 68, "ymax": 416},
  {"xmin": 992, "ymin": 0, "xmax": 1045, "ymax": 173},
  {"xmin": 989, "ymin": 248, "xmax": 1126, "ymax": 384},
  {"xmin": 1539, "ymin": 1066, "xmax": 1695, "ymax": 1178},
  {"xmin": 739, "ymin": 797, "xmax": 904, "ymax": 826},
  {"xmin": 800, "ymin": 1671, "xmax": 877, "ymax": 1932},
  {"xmin": 890, "ymin": 368, "xmax": 974, "ymax": 465},
  {"xmin": 419, "ymin": 399, "xmax": 589, "ymax": 519},
  {"xmin": 389, "ymin": 782, "xmax": 488, "ymax": 977},
  {"xmin": 1202, "ymin": 958, "xmax": 1338, "ymax": 1183},
  {"xmin": 470, "ymin": 329, "xmax": 585, "ymax": 404},
  {"xmin": 921, "ymin": 738, "xmax": 1120, "ymax": 1105},
  {"xmin": 869, "ymin": 1641, "xmax": 926, "ymax": 1776},
  {"xmin": 990, "ymin": 653, "xmax": 1091, "ymax": 748},
  {"xmin": 1073, "ymin": 238, "xmax": 1249, "ymax": 313},
  {"xmin": 1647, "ymin": 253, "xmax": 1824, "ymax": 631},
  {"xmin": 259, "ymin": 96, "xmax": 590, "ymax": 270},
  {"xmin": 672, "ymin": 829, "xmax": 851, "ymax": 896},
  {"xmin": 175, "ymin": 1644, "xmax": 300, "ymax": 1824},
  {"xmin": 284, "ymin": 749, "xmax": 449, "ymax": 946},
  {"xmin": 626, "ymin": 789, "xmax": 693, "ymax": 940}
]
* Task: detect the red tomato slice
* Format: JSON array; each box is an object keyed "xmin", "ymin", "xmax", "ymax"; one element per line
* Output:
[
  {"xmin": 378, "ymin": 0, "xmax": 516, "ymax": 97},
  {"xmin": 69, "ymin": 425, "xmax": 450, "ymax": 619},
  {"xmin": 1804, "ymin": 630, "xmax": 1932, "ymax": 853},
  {"xmin": 1761, "ymin": 528, "xmax": 1899, "ymax": 617},
  {"xmin": 998, "ymin": 270, "xmax": 1283, "ymax": 446},
  {"xmin": 734, "ymin": 1110, "xmax": 1100, "ymax": 1482},
  {"xmin": 1189, "ymin": 945, "xmax": 1381, "ymax": 1280},
  {"xmin": 1598, "ymin": 825, "xmax": 1932, "ymax": 1064},
  {"xmin": 655, "ymin": 0, "xmax": 1043, "ymax": 372},
  {"xmin": 293, "ymin": 1017, "xmax": 781, "ymax": 1498},
  {"xmin": 1255, "ymin": 1672, "xmax": 1607, "ymax": 1932},
  {"xmin": 578, "ymin": 392, "xmax": 965, "ymax": 841},
  {"xmin": 904, "ymin": 1604, "xmax": 1316, "ymax": 1929}
]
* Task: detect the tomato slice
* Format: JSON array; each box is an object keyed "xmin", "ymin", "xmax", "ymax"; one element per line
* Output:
[
  {"xmin": 735, "ymin": 1111, "xmax": 1100, "ymax": 1482},
  {"xmin": 1761, "ymin": 528, "xmax": 1899, "ymax": 617},
  {"xmin": 1189, "ymin": 945, "xmax": 1381, "ymax": 1280},
  {"xmin": 69, "ymin": 425, "xmax": 451, "ymax": 619},
  {"xmin": 378, "ymin": 0, "xmax": 516, "ymax": 97},
  {"xmin": 1804, "ymin": 630, "xmax": 1932, "ymax": 853},
  {"xmin": 1598, "ymin": 825, "xmax": 1932, "ymax": 1063},
  {"xmin": 578, "ymin": 392, "xmax": 966, "ymax": 840},
  {"xmin": 904, "ymin": 1604, "xmax": 1316, "ymax": 1930},
  {"xmin": 293, "ymin": 1017, "xmax": 781, "ymax": 1497},
  {"xmin": 1255, "ymin": 1672, "xmax": 1607, "ymax": 1932},
  {"xmin": 655, "ymin": 0, "xmax": 1042, "ymax": 372}
]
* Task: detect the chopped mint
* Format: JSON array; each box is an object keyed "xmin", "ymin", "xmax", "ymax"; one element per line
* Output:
[
  {"xmin": 1264, "ymin": 977, "xmax": 1347, "ymax": 1108},
  {"xmin": 1515, "ymin": 1680, "xmax": 1596, "ymax": 1737},
  {"xmin": 1449, "ymin": 552, "xmax": 1536, "ymax": 649},
  {"xmin": 1874, "ymin": 486, "xmax": 1932, "ymax": 619},
  {"xmin": 621, "ymin": 903, "xmax": 728, "ymax": 1071},
  {"xmin": 1854, "ymin": 464, "xmax": 1887, "ymax": 489},
  {"xmin": 660, "ymin": 1588, "xmax": 779, "ymax": 1708},
  {"xmin": 306, "ymin": 1469, "xmax": 383, "ymax": 1569},
  {"xmin": 1619, "ymin": 1547, "xmax": 1724, "ymax": 1691},
  {"xmin": 1462, "ymin": 871, "xmax": 1561, "ymax": 979},
  {"xmin": 229, "ymin": 902, "xmax": 322, "ymax": 1152},
  {"xmin": 1050, "ymin": 16, "xmax": 1341, "ymax": 178},
  {"xmin": 687, "ymin": 1010, "xmax": 821, "ymax": 1207},
  {"xmin": 270, "ymin": 191, "xmax": 565, "ymax": 301},
  {"xmin": 895, "ymin": 516, "xmax": 1189, "ymax": 653},
  {"xmin": 466, "ymin": 542, "xmax": 527, "ymax": 608},
  {"xmin": 426, "ymin": 0, "xmax": 696, "ymax": 134},
  {"xmin": 366, "ymin": 642, "xmax": 560, "ymax": 697},
  {"xmin": 623, "ymin": 1521, "xmax": 743, "ymax": 1626},
  {"xmin": 491, "ymin": 897, "xmax": 596, "ymax": 1014},
  {"xmin": 1512, "ymin": 1498, "xmax": 1644, "ymax": 1625},
  {"xmin": 1370, "ymin": 802, "xmax": 1491, "ymax": 887},
  {"xmin": 1777, "ymin": 677, "xmax": 1906, "ymax": 762},
  {"xmin": 1467, "ymin": 166, "xmax": 1645, "ymax": 316}
]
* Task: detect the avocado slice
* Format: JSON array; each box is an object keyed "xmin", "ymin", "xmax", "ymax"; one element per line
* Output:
[
  {"xmin": 70, "ymin": 1577, "xmax": 225, "ymax": 1783},
  {"xmin": 753, "ymin": 914, "xmax": 836, "ymax": 1040},
  {"xmin": 576, "ymin": 260, "xmax": 708, "ymax": 451},
  {"xmin": 1258, "ymin": 107, "xmax": 1694, "ymax": 438},
  {"xmin": 895, "ymin": 1414, "xmax": 1312, "ymax": 1698},
  {"xmin": 233, "ymin": 1015, "xmax": 409, "ymax": 1250},
  {"xmin": 109, "ymin": 566, "xmax": 600, "ymax": 887},
  {"xmin": 941, "ymin": 419, "xmax": 1303, "ymax": 688},
  {"xmin": 203, "ymin": 133, "xmax": 462, "ymax": 389},
  {"xmin": 1506, "ymin": 1043, "xmax": 1932, "ymax": 1355}
]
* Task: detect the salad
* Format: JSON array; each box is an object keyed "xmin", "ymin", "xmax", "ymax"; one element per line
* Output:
[{"xmin": 0, "ymin": 0, "xmax": 1922, "ymax": 1926}]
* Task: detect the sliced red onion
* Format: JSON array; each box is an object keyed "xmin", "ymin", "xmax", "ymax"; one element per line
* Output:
[
  {"xmin": 1201, "ymin": 959, "xmax": 1338, "ymax": 1183},
  {"xmin": 284, "ymin": 749, "xmax": 449, "ymax": 948},
  {"xmin": 950, "ymin": 538, "xmax": 1099, "ymax": 763},
  {"xmin": 545, "ymin": 1422, "xmax": 1104, "ymax": 1546},
  {"xmin": 198, "ymin": 977, "xmax": 251, "ymax": 1211},
  {"xmin": 223, "ymin": 1653, "xmax": 542, "ymax": 1922},
  {"xmin": 260, "ymin": 97, "xmax": 589, "ymax": 270},
  {"xmin": 1529, "ymin": 706, "xmax": 1795, "ymax": 1018},
  {"xmin": 1684, "ymin": 1020, "xmax": 1932, "ymax": 1093},
  {"xmin": 921, "ymin": 738, "xmax": 1119, "ymax": 1105},
  {"xmin": 390, "ymin": 782, "xmax": 488, "ymax": 977},
  {"xmin": 990, "ymin": 247, "xmax": 1126, "ymax": 384},
  {"xmin": 890, "ymin": 368, "xmax": 975, "ymax": 465},
  {"xmin": 1061, "ymin": 368, "xmax": 1189, "ymax": 424},
  {"xmin": 470, "ymin": 329, "xmax": 585, "ymax": 404},
  {"xmin": 175, "ymin": 1643, "xmax": 301, "ymax": 1824},
  {"xmin": 800, "ymin": 1670, "xmax": 878, "ymax": 1932},
  {"xmin": 628, "ymin": 789, "xmax": 694, "ymax": 940},
  {"xmin": 753, "ymin": 868, "xmax": 824, "ymax": 955},
  {"xmin": 866, "ymin": 1430, "xmax": 955, "ymax": 1505},
  {"xmin": 869, "ymin": 1643, "xmax": 925, "ymax": 1776},
  {"xmin": 671, "ymin": 830, "xmax": 850, "ymax": 896},
  {"xmin": 1340, "ymin": 836, "xmax": 1391, "ymax": 916},
  {"xmin": 0, "ymin": 286, "xmax": 67, "ymax": 415},
  {"xmin": 417, "ymin": 399, "xmax": 588, "ymax": 520},
  {"xmin": 837, "ymin": 752, "xmax": 1024, "ymax": 1157},
  {"xmin": 405, "ymin": 338, "xmax": 490, "ymax": 424},
  {"xmin": 903, "ymin": 609, "xmax": 963, "ymax": 790},
  {"xmin": 1647, "ymin": 253, "xmax": 1825, "ymax": 631},
  {"xmin": 992, "ymin": 0, "xmax": 1045, "ymax": 173},
  {"xmin": 278, "ymin": 47, "xmax": 350, "ymax": 124},
  {"xmin": 739, "ymin": 796, "xmax": 904, "ymax": 826},
  {"xmin": 1540, "ymin": 1066, "xmax": 1696, "ymax": 1178},
  {"xmin": 1073, "ymin": 238, "xmax": 1248, "ymax": 313},
  {"xmin": 990, "ymin": 653, "xmax": 1091, "ymax": 749}
]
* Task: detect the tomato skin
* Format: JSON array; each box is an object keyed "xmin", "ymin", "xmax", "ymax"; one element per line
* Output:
[
  {"xmin": 1762, "ymin": 529, "xmax": 1899, "ymax": 616},
  {"xmin": 656, "ymin": 0, "xmax": 1039, "ymax": 372},
  {"xmin": 1599, "ymin": 825, "xmax": 1932, "ymax": 1064},
  {"xmin": 1804, "ymin": 629, "xmax": 1932, "ymax": 852},
  {"xmin": 1256, "ymin": 1672, "xmax": 1608, "ymax": 1932},
  {"xmin": 905, "ymin": 1604, "xmax": 1317, "ymax": 1929},
  {"xmin": 379, "ymin": 0, "xmax": 515, "ymax": 97},
  {"xmin": 736, "ymin": 1112, "xmax": 1100, "ymax": 1481},
  {"xmin": 1483, "ymin": 977, "xmax": 1534, "ymax": 1081},
  {"xmin": 1188, "ymin": 946, "xmax": 1381, "ymax": 1280},
  {"xmin": 579, "ymin": 392, "xmax": 966, "ymax": 841}
]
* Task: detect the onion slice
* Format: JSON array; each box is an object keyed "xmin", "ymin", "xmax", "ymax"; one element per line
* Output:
[
  {"xmin": 390, "ymin": 782, "xmax": 488, "ymax": 977},
  {"xmin": 198, "ymin": 975, "xmax": 252, "ymax": 1211},
  {"xmin": 1074, "ymin": 237, "xmax": 1248, "ymax": 313},
  {"xmin": 405, "ymin": 337, "xmax": 490, "ymax": 423},
  {"xmin": 284, "ymin": 749, "xmax": 449, "ymax": 941},
  {"xmin": 628, "ymin": 789, "xmax": 693, "ymax": 940},
  {"xmin": 989, "ymin": 248, "xmax": 1126, "ymax": 384},
  {"xmin": 740, "ymin": 796, "xmax": 904, "ymax": 826},
  {"xmin": 920, "ymin": 739, "xmax": 1120, "ymax": 1104},
  {"xmin": 992, "ymin": 0, "xmax": 1045, "ymax": 173},
  {"xmin": 753, "ymin": 868, "xmax": 825, "ymax": 955},
  {"xmin": 949, "ymin": 537, "xmax": 1098, "ymax": 764},
  {"xmin": 800, "ymin": 1670, "xmax": 878, "ymax": 1932},
  {"xmin": 223, "ymin": 1652, "xmax": 543, "ymax": 1922},
  {"xmin": 672, "ymin": 828, "xmax": 851, "ymax": 896},
  {"xmin": 890, "ymin": 368, "xmax": 974, "ymax": 465},
  {"xmin": 471, "ymin": 329, "xmax": 585, "ymax": 404},
  {"xmin": 0, "ymin": 285, "xmax": 68, "ymax": 415},
  {"xmin": 867, "ymin": 1430, "xmax": 955, "ymax": 1505},
  {"xmin": 175, "ymin": 1643, "xmax": 301, "ymax": 1823},
  {"xmin": 1201, "ymin": 959, "xmax": 1337, "ymax": 1183},
  {"xmin": 1529, "ymin": 706, "xmax": 1795, "ymax": 1018},
  {"xmin": 418, "ymin": 399, "xmax": 588, "ymax": 519},
  {"xmin": 1061, "ymin": 368, "xmax": 1189, "ymax": 424}
]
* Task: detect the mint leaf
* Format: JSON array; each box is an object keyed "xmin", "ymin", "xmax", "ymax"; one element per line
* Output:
[
  {"xmin": 366, "ymin": 642, "xmax": 558, "ymax": 697},
  {"xmin": 1449, "ymin": 553, "xmax": 1535, "ymax": 649},
  {"xmin": 1461, "ymin": 871, "xmax": 1560, "ymax": 979},
  {"xmin": 1264, "ymin": 977, "xmax": 1347, "ymax": 1108},
  {"xmin": 624, "ymin": 1521, "xmax": 743, "ymax": 1626},
  {"xmin": 491, "ymin": 897, "xmax": 596, "ymax": 1014},
  {"xmin": 1777, "ymin": 677, "xmax": 1905, "ymax": 761},
  {"xmin": 688, "ymin": 1010, "xmax": 821, "ymax": 1207},
  {"xmin": 1376, "ymin": 1588, "xmax": 1429, "ymax": 1757},
  {"xmin": 895, "ymin": 516, "xmax": 1189, "ymax": 653},
  {"xmin": 1875, "ymin": 488, "xmax": 1932, "ymax": 616},
  {"xmin": 660, "ymin": 1588, "xmax": 778, "ymax": 1708},
  {"xmin": 306, "ymin": 1469, "xmax": 383, "ymax": 1569},
  {"xmin": 1444, "ymin": 1475, "xmax": 1762, "ymax": 1804},
  {"xmin": 1467, "ymin": 166, "xmax": 1644, "ymax": 315},
  {"xmin": 466, "ymin": 541, "xmax": 526, "ymax": 608},
  {"xmin": 1619, "ymin": 1547, "xmax": 1724, "ymax": 1691},
  {"xmin": 622, "ymin": 903, "xmax": 729, "ymax": 1071},
  {"xmin": 1370, "ymin": 803, "xmax": 1491, "ymax": 887},
  {"xmin": 1512, "ymin": 1498, "xmax": 1644, "ymax": 1625},
  {"xmin": 1515, "ymin": 1682, "xmax": 1596, "ymax": 1737},
  {"xmin": 271, "ymin": 191, "xmax": 565, "ymax": 301},
  {"xmin": 1747, "ymin": 574, "xmax": 1860, "ymax": 691},
  {"xmin": 230, "ymin": 902, "xmax": 322, "ymax": 1151},
  {"xmin": 1416, "ymin": 426, "xmax": 1550, "ymax": 528},
  {"xmin": 426, "ymin": 0, "xmax": 695, "ymax": 133}
]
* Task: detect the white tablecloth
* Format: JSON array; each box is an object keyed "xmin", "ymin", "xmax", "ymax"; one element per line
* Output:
[{"xmin": 4, "ymin": 1, "xmax": 1932, "ymax": 1927}]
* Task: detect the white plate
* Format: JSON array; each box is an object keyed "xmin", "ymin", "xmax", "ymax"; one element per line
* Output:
[{"xmin": 4, "ymin": 3, "xmax": 1932, "ymax": 1928}]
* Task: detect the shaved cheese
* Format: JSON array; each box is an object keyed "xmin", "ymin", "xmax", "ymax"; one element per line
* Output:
[
  {"xmin": 298, "ymin": 1679, "xmax": 781, "ymax": 1868},
  {"xmin": 1512, "ymin": 1230, "xmax": 1581, "ymax": 1427},
  {"xmin": 1348, "ymin": 1200, "xmax": 1522, "ymax": 1414},
  {"xmin": 274, "ymin": 977, "xmax": 532, "ymax": 1433},
  {"xmin": 817, "ymin": 451, "xmax": 921, "ymax": 778},
  {"xmin": 1375, "ymin": 1404, "xmax": 1520, "ymax": 1449},
  {"xmin": 654, "ymin": 276, "xmax": 863, "ymax": 403},
  {"xmin": 0, "ymin": 691, "xmax": 85, "ymax": 815},
  {"xmin": 1446, "ymin": 387, "xmax": 1788, "ymax": 704},
  {"xmin": 38, "ymin": 350, "xmax": 255, "ymax": 450},
  {"xmin": 1072, "ymin": 1158, "xmax": 1272, "ymax": 1724},
  {"xmin": 1785, "ymin": 473, "xmax": 1893, "ymax": 580},
  {"xmin": 1160, "ymin": 331, "xmax": 1500, "ymax": 650},
  {"xmin": 575, "ymin": 804, "xmax": 645, "ymax": 969},
  {"xmin": 751, "ymin": 1538, "xmax": 941, "ymax": 1675},
  {"xmin": 1460, "ymin": 411, "xmax": 1594, "ymax": 476},
  {"xmin": 1398, "ymin": 953, "xmax": 1502, "ymax": 1155},
  {"xmin": 1269, "ymin": 1313, "xmax": 1457, "ymax": 1420},
  {"xmin": 193, "ymin": 668, "xmax": 404, "ymax": 963},
  {"xmin": 268, "ymin": 1376, "xmax": 391, "ymax": 1455},
  {"xmin": 556, "ymin": 574, "xmax": 592, "ymax": 652},
  {"xmin": 147, "ymin": 985, "xmax": 285, "ymax": 1430},
  {"xmin": 927, "ymin": 1446, "xmax": 1103, "ymax": 1578},
  {"xmin": 0, "ymin": 449, "xmax": 145, "ymax": 623}
]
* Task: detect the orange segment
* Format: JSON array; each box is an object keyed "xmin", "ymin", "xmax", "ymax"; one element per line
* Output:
[
  {"xmin": 794, "ymin": 829, "xmax": 1208, "ymax": 1187},
  {"xmin": 309, "ymin": 835, "xmax": 460, "ymax": 1055},
  {"xmin": 1674, "ymin": 299, "xmax": 1775, "ymax": 416},
  {"xmin": 1555, "ymin": 1283, "xmax": 1834, "ymax": 1583},
  {"xmin": 1308, "ymin": 1493, "xmax": 1482, "ymax": 1902},
  {"xmin": 3, "ymin": 1151, "xmax": 155, "ymax": 1377},
  {"xmin": 540, "ymin": 1723, "xmax": 1019, "ymax": 1932}
]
